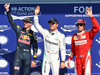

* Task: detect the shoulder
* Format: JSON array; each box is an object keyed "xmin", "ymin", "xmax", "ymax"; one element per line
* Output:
[
  {"xmin": 32, "ymin": 31, "xmax": 37, "ymax": 36},
  {"xmin": 85, "ymin": 29, "xmax": 91, "ymax": 32},
  {"xmin": 73, "ymin": 33, "xmax": 77, "ymax": 36},
  {"xmin": 44, "ymin": 29, "xmax": 49, "ymax": 32},
  {"xmin": 58, "ymin": 31, "xmax": 63, "ymax": 34},
  {"xmin": 17, "ymin": 25, "xmax": 22, "ymax": 29},
  {"xmin": 28, "ymin": 30, "xmax": 37, "ymax": 36},
  {"xmin": 72, "ymin": 33, "xmax": 77, "ymax": 39},
  {"xmin": 43, "ymin": 29, "xmax": 50, "ymax": 34},
  {"xmin": 19, "ymin": 27, "xmax": 24, "ymax": 32},
  {"xmin": 58, "ymin": 31, "xmax": 65, "ymax": 37}
]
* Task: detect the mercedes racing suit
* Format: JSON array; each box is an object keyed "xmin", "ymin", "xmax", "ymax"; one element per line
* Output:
[
  {"xmin": 69, "ymin": 16, "xmax": 99, "ymax": 75},
  {"xmin": 7, "ymin": 11, "xmax": 38, "ymax": 75},
  {"xmin": 31, "ymin": 16, "xmax": 66, "ymax": 75}
]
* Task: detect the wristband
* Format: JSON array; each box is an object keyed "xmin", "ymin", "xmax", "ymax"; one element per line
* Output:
[
  {"xmin": 61, "ymin": 61, "xmax": 65, "ymax": 63},
  {"xmin": 33, "ymin": 60, "xmax": 36, "ymax": 62}
]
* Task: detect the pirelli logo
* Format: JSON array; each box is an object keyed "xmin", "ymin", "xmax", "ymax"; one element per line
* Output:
[
  {"xmin": 75, "ymin": 40, "xmax": 87, "ymax": 45},
  {"xmin": 28, "ymin": 33, "xmax": 32, "ymax": 36},
  {"xmin": 17, "ymin": 25, "xmax": 19, "ymax": 28}
]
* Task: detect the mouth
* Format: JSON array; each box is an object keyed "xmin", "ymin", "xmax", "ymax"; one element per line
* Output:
[
  {"xmin": 50, "ymin": 27, "xmax": 53, "ymax": 29},
  {"xmin": 78, "ymin": 27, "xmax": 81, "ymax": 30}
]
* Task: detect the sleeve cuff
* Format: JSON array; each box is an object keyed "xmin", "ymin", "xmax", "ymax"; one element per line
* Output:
[
  {"xmin": 6, "ymin": 11, "xmax": 10, "ymax": 15},
  {"xmin": 34, "ymin": 15, "xmax": 38, "ymax": 19},
  {"xmin": 62, "ymin": 58, "xmax": 65, "ymax": 61},
  {"xmin": 90, "ymin": 16, "xmax": 94, "ymax": 19},
  {"xmin": 69, "ymin": 57, "xmax": 72, "ymax": 60},
  {"xmin": 33, "ymin": 58, "xmax": 36, "ymax": 62}
]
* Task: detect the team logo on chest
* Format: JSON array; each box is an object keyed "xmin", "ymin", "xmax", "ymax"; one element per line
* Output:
[
  {"xmin": 81, "ymin": 35, "xmax": 86, "ymax": 39},
  {"xmin": 18, "ymin": 34, "xmax": 30, "ymax": 45},
  {"xmin": 74, "ymin": 36, "xmax": 78, "ymax": 40},
  {"xmin": 74, "ymin": 34, "xmax": 87, "ymax": 45},
  {"xmin": 75, "ymin": 40, "xmax": 87, "ymax": 45}
]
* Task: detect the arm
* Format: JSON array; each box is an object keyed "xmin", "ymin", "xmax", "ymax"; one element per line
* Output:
[
  {"xmin": 60, "ymin": 34, "xmax": 66, "ymax": 61},
  {"xmin": 59, "ymin": 34, "xmax": 66, "ymax": 69},
  {"xmin": 33, "ymin": 32, "xmax": 38, "ymax": 62},
  {"xmin": 89, "ymin": 16, "xmax": 99, "ymax": 39},
  {"xmin": 33, "ymin": 15, "xmax": 46, "ymax": 36},
  {"xmin": 67, "ymin": 36, "xmax": 75, "ymax": 68},
  {"xmin": 4, "ymin": 3, "xmax": 21, "ymax": 33},
  {"xmin": 85, "ymin": 8, "xmax": 99, "ymax": 39},
  {"xmin": 7, "ymin": 11, "xmax": 21, "ymax": 33},
  {"xmin": 31, "ymin": 6, "xmax": 46, "ymax": 36},
  {"xmin": 31, "ymin": 32, "xmax": 38, "ymax": 68},
  {"xmin": 69, "ymin": 36, "xmax": 75, "ymax": 60}
]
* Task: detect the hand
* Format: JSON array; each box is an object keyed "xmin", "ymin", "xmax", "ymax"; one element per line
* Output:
[
  {"xmin": 4, "ymin": 3, "xmax": 10, "ymax": 12},
  {"xmin": 31, "ymin": 61, "xmax": 36, "ymax": 68},
  {"xmin": 85, "ymin": 7, "xmax": 93, "ymax": 17},
  {"xmin": 67, "ymin": 59, "xmax": 71, "ymax": 68},
  {"xmin": 99, "ymin": 26, "xmax": 100, "ymax": 30},
  {"xmin": 34, "ymin": 6, "xmax": 40, "ymax": 16},
  {"xmin": 60, "ymin": 62, "xmax": 65, "ymax": 69}
]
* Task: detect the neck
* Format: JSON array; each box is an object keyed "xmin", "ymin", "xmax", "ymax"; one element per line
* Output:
[
  {"xmin": 51, "ymin": 28, "xmax": 57, "ymax": 32},
  {"xmin": 78, "ymin": 30, "xmax": 85, "ymax": 33},
  {"xmin": 26, "ymin": 27, "xmax": 31, "ymax": 32}
]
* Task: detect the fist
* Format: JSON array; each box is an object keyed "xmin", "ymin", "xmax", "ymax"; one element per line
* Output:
[
  {"xmin": 60, "ymin": 62, "xmax": 65, "ymax": 69},
  {"xmin": 4, "ymin": 3, "xmax": 10, "ymax": 12},
  {"xmin": 31, "ymin": 61, "xmax": 36, "ymax": 68},
  {"xmin": 67, "ymin": 59, "xmax": 71, "ymax": 68}
]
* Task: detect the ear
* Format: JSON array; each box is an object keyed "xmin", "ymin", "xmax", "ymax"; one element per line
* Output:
[
  {"xmin": 83, "ymin": 25, "xmax": 86, "ymax": 29},
  {"xmin": 30, "ymin": 23, "xmax": 33, "ymax": 26},
  {"xmin": 57, "ymin": 24, "xmax": 59, "ymax": 27},
  {"xmin": 84, "ymin": 25, "xmax": 86, "ymax": 27}
]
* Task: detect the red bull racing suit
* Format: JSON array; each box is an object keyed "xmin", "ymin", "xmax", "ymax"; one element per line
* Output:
[{"xmin": 7, "ymin": 11, "xmax": 38, "ymax": 75}]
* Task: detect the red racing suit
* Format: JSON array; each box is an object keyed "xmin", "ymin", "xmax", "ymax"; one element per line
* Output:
[{"xmin": 69, "ymin": 16, "xmax": 99, "ymax": 75}]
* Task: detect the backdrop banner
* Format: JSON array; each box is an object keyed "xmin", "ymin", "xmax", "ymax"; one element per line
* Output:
[{"xmin": 0, "ymin": 4, "xmax": 100, "ymax": 75}]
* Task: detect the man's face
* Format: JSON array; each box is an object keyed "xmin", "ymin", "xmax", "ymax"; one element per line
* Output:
[
  {"xmin": 76, "ymin": 23, "xmax": 85, "ymax": 32},
  {"xmin": 49, "ymin": 22, "xmax": 58, "ymax": 31},
  {"xmin": 24, "ymin": 21, "xmax": 32, "ymax": 29}
]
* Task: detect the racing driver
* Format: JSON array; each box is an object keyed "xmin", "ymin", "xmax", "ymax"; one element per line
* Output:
[
  {"xmin": 4, "ymin": 3, "xmax": 38, "ymax": 75},
  {"xmin": 31, "ymin": 6, "xmax": 66, "ymax": 75},
  {"xmin": 67, "ymin": 8, "xmax": 99, "ymax": 75}
]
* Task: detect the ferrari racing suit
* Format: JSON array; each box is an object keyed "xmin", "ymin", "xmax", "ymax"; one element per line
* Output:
[
  {"xmin": 69, "ymin": 16, "xmax": 99, "ymax": 75},
  {"xmin": 31, "ymin": 15, "xmax": 66, "ymax": 75}
]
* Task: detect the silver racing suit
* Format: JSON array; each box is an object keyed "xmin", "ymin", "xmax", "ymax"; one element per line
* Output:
[{"xmin": 31, "ymin": 16, "xmax": 66, "ymax": 75}]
